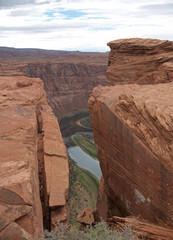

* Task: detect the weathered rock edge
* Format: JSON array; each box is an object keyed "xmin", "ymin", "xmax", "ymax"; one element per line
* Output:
[
  {"xmin": 88, "ymin": 82, "xmax": 173, "ymax": 228},
  {"xmin": 107, "ymin": 38, "xmax": 173, "ymax": 86},
  {"xmin": 0, "ymin": 76, "xmax": 69, "ymax": 240}
]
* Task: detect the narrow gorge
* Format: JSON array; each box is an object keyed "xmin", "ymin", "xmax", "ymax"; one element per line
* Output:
[
  {"xmin": 0, "ymin": 51, "xmax": 107, "ymax": 239},
  {"xmin": 0, "ymin": 38, "xmax": 173, "ymax": 239}
]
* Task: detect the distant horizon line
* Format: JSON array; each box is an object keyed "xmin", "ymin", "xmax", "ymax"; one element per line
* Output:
[{"xmin": 0, "ymin": 45, "xmax": 108, "ymax": 54}]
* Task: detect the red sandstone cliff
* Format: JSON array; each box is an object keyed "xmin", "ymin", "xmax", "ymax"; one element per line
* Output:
[
  {"xmin": 0, "ymin": 76, "xmax": 69, "ymax": 239},
  {"xmin": 88, "ymin": 38, "xmax": 173, "ymax": 230},
  {"xmin": 89, "ymin": 83, "xmax": 173, "ymax": 227},
  {"xmin": 107, "ymin": 38, "xmax": 173, "ymax": 85},
  {"xmin": 0, "ymin": 50, "xmax": 107, "ymax": 239}
]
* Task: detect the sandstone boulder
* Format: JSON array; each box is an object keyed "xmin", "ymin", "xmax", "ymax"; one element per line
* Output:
[{"xmin": 76, "ymin": 207, "xmax": 95, "ymax": 225}]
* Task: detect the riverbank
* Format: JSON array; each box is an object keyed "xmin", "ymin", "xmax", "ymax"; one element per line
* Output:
[
  {"xmin": 76, "ymin": 115, "xmax": 92, "ymax": 130},
  {"xmin": 59, "ymin": 111, "xmax": 92, "ymax": 137},
  {"xmin": 59, "ymin": 112, "xmax": 101, "ymax": 225},
  {"xmin": 71, "ymin": 134, "xmax": 98, "ymax": 160}
]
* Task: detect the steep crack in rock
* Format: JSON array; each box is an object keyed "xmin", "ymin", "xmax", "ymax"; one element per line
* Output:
[{"xmin": 36, "ymin": 106, "xmax": 50, "ymax": 231}]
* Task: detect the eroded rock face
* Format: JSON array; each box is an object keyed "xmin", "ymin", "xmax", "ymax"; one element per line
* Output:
[
  {"xmin": 21, "ymin": 62, "xmax": 107, "ymax": 118},
  {"xmin": 0, "ymin": 76, "xmax": 69, "ymax": 239},
  {"xmin": 95, "ymin": 177, "xmax": 108, "ymax": 221},
  {"xmin": 41, "ymin": 105, "xmax": 69, "ymax": 229},
  {"xmin": 0, "ymin": 51, "xmax": 107, "ymax": 119},
  {"xmin": 88, "ymin": 82, "xmax": 173, "ymax": 228},
  {"xmin": 107, "ymin": 38, "xmax": 173, "ymax": 86}
]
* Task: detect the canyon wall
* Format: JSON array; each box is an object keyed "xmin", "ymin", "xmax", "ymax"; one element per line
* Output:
[
  {"xmin": 89, "ymin": 38, "xmax": 173, "ymax": 228},
  {"xmin": 0, "ymin": 49, "xmax": 107, "ymax": 239},
  {"xmin": 21, "ymin": 62, "xmax": 107, "ymax": 118},
  {"xmin": 107, "ymin": 38, "xmax": 173, "ymax": 85},
  {"xmin": 0, "ymin": 46, "xmax": 105, "ymax": 58},
  {"xmin": 0, "ymin": 50, "xmax": 107, "ymax": 119},
  {"xmin": 0, "ymin": 76, "xmax": 69, "ymax": 239}
]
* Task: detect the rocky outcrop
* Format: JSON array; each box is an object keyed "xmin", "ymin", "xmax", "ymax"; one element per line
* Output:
[
  {"xmin": 0, "ymin": 76, "xmax": 69, "ymax": 239},
  {"xmin": 21, "ymin": 62, "xmax": 107, "ymax": 118},
  {"xmin": 89, "ymin": 82, "xmax": 173, "ymax": 228},
  {"xmin": 107, "ymin": 38, "xmax": 173, "ymax": 85}
]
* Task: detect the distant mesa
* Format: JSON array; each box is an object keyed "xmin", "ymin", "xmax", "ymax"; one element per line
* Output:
[{"xmin": 0, "ymin": 46, "xmax": 107, "ymax": 58}]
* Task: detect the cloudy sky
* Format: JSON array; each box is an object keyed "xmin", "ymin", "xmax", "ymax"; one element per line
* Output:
[{"xmin": 0, "ymin": 0, "xmax": 172, "ymax": 51}]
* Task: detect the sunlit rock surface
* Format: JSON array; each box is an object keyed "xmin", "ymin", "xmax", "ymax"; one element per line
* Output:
[{"xmin": 89, "ymin": 82, "xmax": 173, "ymax": 228}]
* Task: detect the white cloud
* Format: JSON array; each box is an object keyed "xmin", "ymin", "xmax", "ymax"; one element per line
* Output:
[
  {"xmin": 0, "ymin": 0, "xmax": 172, "ymax": 51},
  {"xmin": 0, "ymin": 0, "xmax": 49, "ymax": 9},
  {"xmin": 140, "ymin": 2, "xmax": 173, "ymax": 15}
]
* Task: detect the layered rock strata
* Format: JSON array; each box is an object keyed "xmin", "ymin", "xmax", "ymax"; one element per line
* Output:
[
  {"xmin": 89, "ymin": 82, "xmax": 173, "ymax": 228},
  {"xmin": 21, "ymin": 62, "xmax": 106, "ymax": 118},
  {"xmin": 107, "ymin": 38, "xmax": 173, "ymax": 85},
  {"xmin": 0, "ymin": 51, "xmax": 107, "ymax": 119},
  {"xmin": 0, "ymin": 76, "xmax": 69, "ymax": 239}
]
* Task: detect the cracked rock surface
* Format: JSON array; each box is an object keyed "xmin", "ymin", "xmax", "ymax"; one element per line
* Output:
[
  {"xmin": 89, "ymin": 82, "xmax": 173, "ymax": 228},
  {"xmin": 0, "ymin": 76, "xmax": 69, "ymax": 239}
]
